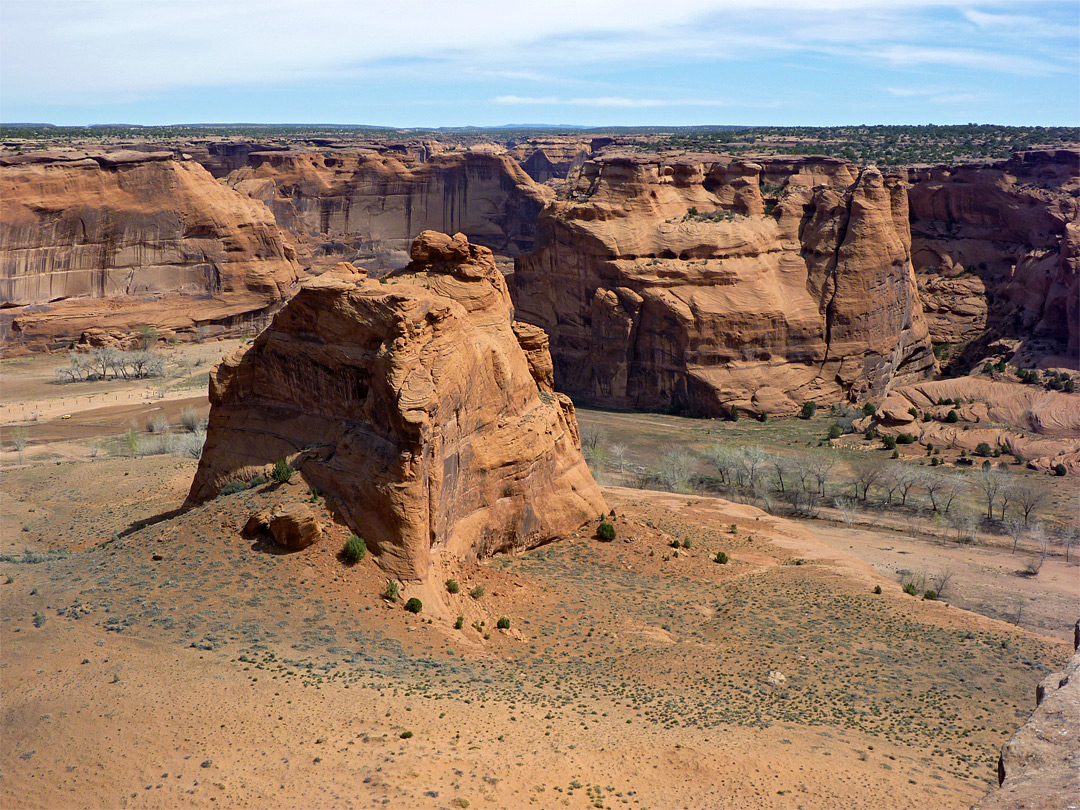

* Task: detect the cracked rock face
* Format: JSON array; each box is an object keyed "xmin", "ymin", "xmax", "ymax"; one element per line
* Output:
[
  {"xmin": 510, "ymin": 153, "xmax": 935, "ymax": 416},
  {"xmin": 188, "ymin": 231, "xmax": 605, "ymax": 580},
  {"xmin": 0, "ymin": 150, "xmax": 300, "ymax": 350}
]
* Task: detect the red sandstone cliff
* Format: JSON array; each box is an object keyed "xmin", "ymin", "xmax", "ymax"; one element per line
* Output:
[
  {"xmin": 225, "ymin": 147, "xmax": 553, "ymax": 273},
  {"xmin": 510, "ymin": 154, "xmax": 936, "ymax": 416},
  {"xmin": 0, "ymin": 150, "xmax": 300, "ymax": 350},
  {"xmin": 908, "ymin": 149, "xmax": 1079, "ymax": 365},
  {"xmin": 187, "ymin": 232, "xmax": 605, "ymax": 580}
]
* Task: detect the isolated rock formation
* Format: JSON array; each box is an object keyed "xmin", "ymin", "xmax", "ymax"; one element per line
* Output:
[
  {"xmin": 973, "ymin": 621, "xmax": 1080, "ymax": 810},
  {"xmin": 188, "ymin": 231, "xmax": 605, "ymax": 579},
  {"xmin": 511, "ymin": 154, "xmax": 935, "ymax": 415},
  {"xmin": 505, "ymin": 137, "xmax": 598, "ymax": 182},
  {"xmin": 0, "ymin": 150, "xmax": 300, "ymax": 350},
  {"xmin": 226, "ymin": 148, "xmax": 552, "ymax": 272},
  {"xmin": 908, "ymin": 150, "xmax": 1079, "ymax": 364},
  {"xmin": 245, "ymin": 502, "xmax": 324, "ymax": 550}
]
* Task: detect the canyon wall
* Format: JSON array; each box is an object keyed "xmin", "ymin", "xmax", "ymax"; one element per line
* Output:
[
  {"xmin": 224, "ymin": 147, "xmax": 552, "ymax": 272},
  {"xmin": 187, "ymin": 232, "xmax": 605, "ymax": 580},
  {"xmin": 0, "ymin": 150, "xmax": 300, "ymax": 350},
  {"xmin": 510, "ymin": 154, "xmax": 936, "ymax": 416},
  {"xmin": 909, "ymin": 149, "xmax": 1079, "ymax": 364}
]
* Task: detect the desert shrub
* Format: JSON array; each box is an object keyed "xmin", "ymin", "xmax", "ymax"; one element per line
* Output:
[
  {"xmin": 271, "ymin": 459, "xmax": 294, "ymax": 483},
  {"xmin": 669, "ymin": 539, "xmax": 681, "ymax": 549},
  {"xmin": 180, "ymin": 407, "xmax": 205, "ymax": 433},
  {"xmin": 343, "ymin": 535, "xmax": 366, "ymax": 564},
  {"xmin": 945, "ymin": 410, "xmax": 959, "ymax": 423},
  {"xmin": 469, "ymin": 585, "xmax": 485, "ymax": 600},
  {"xmin": 714, "ymin": 551, "xmax": 728, "ymax": 564},
  {"xmin": 172, "ymin": 430, "xmax": 205, "ymax": 459},
  {"xmin": 882, "ymin": 435, "xmax": 897, "ymax": 450},
  {"xmin": 902, "ymin": 582, "xmax": 919, "ymax": 596},
  {"xmin": 799, "ymin": 401, "xmax": 817, "ymax": 419},
  {"xmin": 33, "ymin": 611, "xmax": 46, "ymax": 628},
  {"xmin": 891, "ymin": 450, "xmax": 899, "ymax": 459},
  {"xmin": 1053, "ymin": 463, "xmax": 1067, "ymax": 476},
  {"xmin": 873, "ymin": 585, "xmax": 882, "ymax": 594},
  {"xmin": 975, "ymin": 442, "xmax": 992, "ymax": 457},
  {"xmin": 757, "ymin": 412, "xmax": 767, "ymax": 422},
  {"xmin": 400, "ymin": 731, "xmax": 413, "ymax": 739},
  {"xmin": 220, "ymin": 480, "xmax": 246, "ymax": 496},
  {"xmin": 404, "ymin": 597, "xmax": 422, "ymax": 614},
  {"xmin": 922, "ymin": 589, "xmax": 938, "ymax": 601},
  {"xmin": 146, "ymin": 414, "xmax": 169, "ymax": 434},
  {"xmin": 862, "ymin": 402, "xmax": 877, "ymax": 416},
  {"xmin": 248, "ymin": 474, "xmax": 266, "ymax": 488},
  {"xmin": 597, "ymin": 521, "xmax": 616, "ymax": 542},
  {"xmin": 864, "ymin": 428, "xmax": 877, "ymax": 440},
  {"xmin": 454, "ymin": 616, "xmax": 464, "ymax": 630},
  {"xmin": 827, "ymin": 424, "xmax": 843, "ymax": 440},
  {"xmin": 908, "ymin": 407, "xmax": 918, "ymax": 418},
  {"xmin": 896, "ymin": 433, "xmax": 915, "ymax": 444},
  {"xmin": 384, "ymin": 580, "xmax": 400, "ymax": 602},
  {"xmin": 496, "ymin": 617, "xmax": 510, "ymax": 629},
  {"xmin": 445, "ymin": 578, "xmax": 460, "ymax": 594},
  {"xmin": 681, "ymin": 538, "xmax": 691, "ymax": 549}
]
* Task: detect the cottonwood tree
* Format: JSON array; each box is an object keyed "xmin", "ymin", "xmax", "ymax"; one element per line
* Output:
[
  {"xmin": 834, "ymin": 497, "xmax": 858, "ymax": 527},
  {"xmin": 972, "ymin": 468, "xmax": 1007, "ymax": 521},
  {"xmin": 1059, "ymin": 524, "xmax": 1078, "ymax": 564},
  {"xmin": 707, "ymin": 444, "xmax": 738, "ymax": 487},
  {"xmin": 581, "ymin": 426, "xmax": 606, "ymax": 454},
  {"xmin": 892, "ymin": 467, "xmax": 918, "ymax": 506},
  {"xmin": 851, "ymin": 458, "xmax": 883, "ymax": 502},
  {"xmin": 1005, "ymin": 515, "xmax": 1026, "ymax": 554},
  {"xmin": 609, "ymin": 444, "xmax": 627, "ymax": 474},
  {"xmin": 11, "ymin": 427, "xmax": 28, "ymax": 463},
  {"xmin": 658, "ymin": 445, "xmax": 694, "ymax": 492},
  {"xmin": 1012, "ymin": 482, "xmax": 1045, "ymax": 527}
]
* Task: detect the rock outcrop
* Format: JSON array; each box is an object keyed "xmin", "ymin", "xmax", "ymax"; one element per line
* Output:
[
  {"xmin": 973, "ymin": 621, "xmax": 1080, "ymax": 810},
  {"xmin": 244, "ymin": 502, "xmax": 324, "ymax": 550},
  {"xmin": 511, "ymin": 154, "xmax": 936, "ymax": 416},
  {"xmin": 0, "ymin": 150, "xmax": 300, "ymax": 350},
  {"xmin": 863, "ymin": 377, "xmax": 1080, "ymax": 473},
  {"xmin": 225, "ymin": 148, "xmax": 552, "ymax": 273},
  {"xmin": 908, "ymin": 150, "xmax": 1079, "ymax": 365},
  {"xmin": 188, "ymin": 231, "xmax": 605, "ymax": 579},
  {"xmin": 505, "ymin": 137, "xmax": 598, "ymax": 182}
]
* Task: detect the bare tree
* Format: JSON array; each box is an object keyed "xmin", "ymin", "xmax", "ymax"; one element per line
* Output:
[
  {"xmin": 658, "ymin": 445, "xmax": 694, "ymax": 493},
  {"xmin": 1060, "ymin": 524, "xmax": 1079, "ymax": 564},
  {"xmin": 834, "ymin": 497, "xmax": 858, "ymax": 527},
  {"xmin": 769, "ymin": 454, "xmax": 792, "ymax": 494},
  {"xmin": 811, "ymin": 457, "xmax": 836, "ymax": 497},
  {"xmin": 609, "ymin": 444, "xmax": 627, "ymax": 474},
  {"xmin": 1005, "ymin": 515, "xmax": 1026, "ymax": 554},
  {"xmin": 10, "ymin": 427, "xmax": 28, "ymax": 463},
  {"xmin": 919, "ymin": 472, "xmax": 947, "ymax": 513},
  {"xmin": 581, "ymin": 425, "xmax": 606, "ymax": 453},
  {"xmin": 707, "ymin": 444, "xmax": 738, "ymax": 488},
  {"xmin": 892, "ymin": 467, "xmax": 918, "ymax": 506},
  {"xmin": 929, "ymin": 568, "xmax": 954, "ymax": 598},
  {"xmin": 971, "ymin": 468, "xmax": 1007, "ymax": 521},
  {"xmin": 1012, "ymin": 482, "xmax": 1046, "ymax": 528},
  {"xmin": 737, "ymin": 446, "xmax": 768, "ymax": 494},
  {"xmin": 851, "ymin": 458, "xmax": 882, "ymax": 502}
]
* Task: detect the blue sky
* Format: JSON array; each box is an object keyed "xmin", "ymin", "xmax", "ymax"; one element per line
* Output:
[{"xmin": 1, "ymin": 0, "xmax": 1077, "ymax": 127}]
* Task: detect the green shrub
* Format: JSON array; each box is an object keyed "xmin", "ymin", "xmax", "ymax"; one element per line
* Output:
[
  {"xmin": 400, "ymin": 730, "xmax": 413, "ymax": 739},
  {"xmin": 891, "ymin": 450, "xmax": 899, "ymax": 459},
  {"xmin": 681, "ymin": 538, "xmax": 691, "ymax": 549},
  {"xmin": 445, "ymin": 578, "xmax": 460, "ymax": 594},
  {"xmin": 384, "ymin": 580, "xmax": 399, "ymax": 602},
  {"xmin": 496, "ymin": 617, "xmax": 510, "ymax": 630},
  {"xmin": 271, "ymin": 459, "xmax": 294, "ymax": 483},
  {"xmin": 902, "ymin": 583, "xmax": 919, "ymax": 596},
  {"xmin": 404, "ymin": 597, "xmax": 422, "ymax": 614},
  {"xmin": 454, "ymin": 615, "xmax": 464, "ymax": 630},
  {"xmin": 799, "ymin": 401, "xmax": 817, "ymax": 419},
  {"xmin": 248, "ymin": 474, "xmax": 266, "ymax": 488},
  {"xmin": 343, "ymin": 535, "xmax": 366, "ymax": 564},
  {"xmin": 469, "ymin": 585, "xmax": 485, "ymax": 600},
  {"xmin": 220, "ymin": 480, "xmax": 246, "ymax": 496},
  {"xmin": 975, "ymin": 442, "xmax": 992, "ymax": 457},
  {"xmin": 908, "ymin": 407, "xmax": 918, "ymax": 418},
  {"xmin": 896, "ymin": 433, "xmax": 915, "ymax": 444},
  {"xmin": 922, "ymin": 590, "xmax": 938, "ymax": 601},
  {"xmin": 1054, "ymin": 463, "xmax": 1067, "ymax": 476},
  {"xmin": 945, "ymin": 410, "xmax": 959, "ymax": 423},
  {"xmin": 714, "ymin": 551, "xmax": 729, "ymax": 564},
  {"xmin": 873, "ymin": 585, "xmax": 882, "ymax": 594},
  {"xmin": 864, "ymin": 428, "xmax": 877, "ymax": 440},
  {"xmin": 669, "ymin": 539, "xmax": 681, "ymax": 549},
  {"xmin": 827, "ymin": 424, "xmax": 843, "ymax": 440},
  {"xmin": 862, "ymin": 402, "xmax": 877, "ymax": 416},
  {"xmin": 596, "ymin": 521, "xmax": 616, "ymax": 542},
  {"xmin": 881, "ymin": 435, "xmax": 897, "ymax": 450},
  {"xmin": 33, "ymin": 611, "xmax": 46, "ymax": 628},
  {"xmin": 757, "ymin": 412, "xmax": 768, "ymax": 422}
]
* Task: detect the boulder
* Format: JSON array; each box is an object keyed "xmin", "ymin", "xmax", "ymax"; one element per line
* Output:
[
  {"xmin": 246, "ymin": 502, "xmax": 324, "ymax": 550},
  {"xmin": 188, "ymin": 231, "xmax": 605, "ymax": 579}
]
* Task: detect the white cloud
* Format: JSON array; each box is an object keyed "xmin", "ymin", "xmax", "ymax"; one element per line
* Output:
[{"xmin": 495, "ymin": 95, "xmax": 731, "ymax": 107}]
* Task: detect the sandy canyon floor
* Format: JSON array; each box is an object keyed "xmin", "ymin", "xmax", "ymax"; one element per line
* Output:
[{"xmin": 1, "ymin": 343, "xmax": 1076, "ymax": 809}]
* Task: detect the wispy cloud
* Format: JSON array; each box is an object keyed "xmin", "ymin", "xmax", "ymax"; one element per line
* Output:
[{"xmin": 494, "ymin": 95, "xmax": 731, "ymax": 107}]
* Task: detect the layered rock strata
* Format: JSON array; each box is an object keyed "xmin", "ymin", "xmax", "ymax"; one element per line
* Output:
[
  {"xmin": 511, "ymin": 154, "xmax": 936, "ymax": 415},
  {"xmin": 0, "ymin": 150, "xmax": 299, "ymax": 350},
  {"xmin": 225, "ymin": 148, "xmax": 552, "ymax": 272},
  {"xmin": 187, "ymin": 231, "xmax": 605, "ymax": 579}
]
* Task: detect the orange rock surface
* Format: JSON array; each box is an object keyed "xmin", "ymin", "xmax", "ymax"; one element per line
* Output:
[
  {"xmin": 187, "ymin": 231, "xmax": 605, "ymax": 580},
  {"xmin": 0, "ymin": 150, "xmax": 300, "ymax": 350},
  {"xmin": 511, "ymin": 153, "xmax": 935, "ymax": 415}
]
